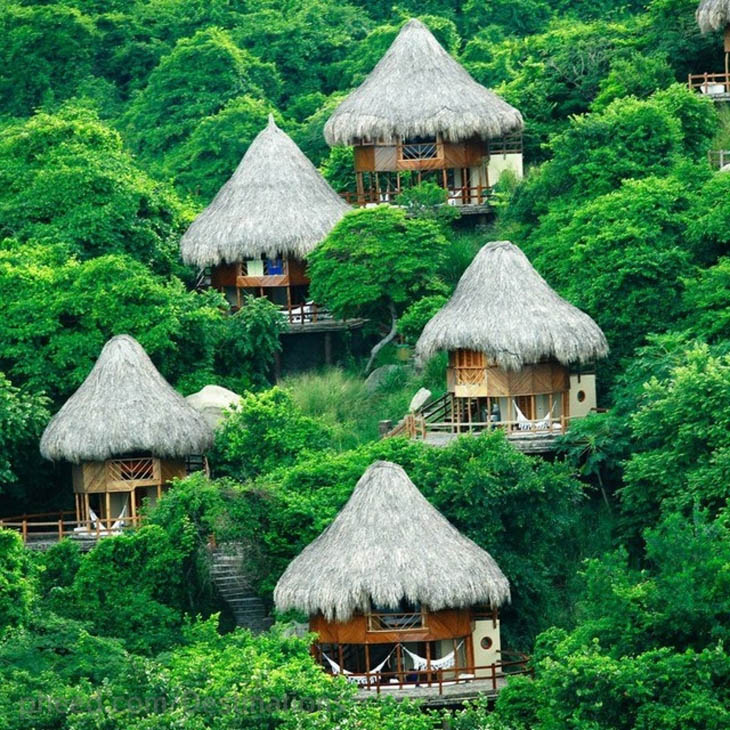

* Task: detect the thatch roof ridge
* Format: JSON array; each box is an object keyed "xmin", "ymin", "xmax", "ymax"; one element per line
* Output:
[
  {"xmin": 180, "ymin": 116, "xmax": 349, "ymax": 268},
  {"xmin": 274, "ymin": 460, "xmax": 510, "ymax": 622},
  {"xmin": 697, "ymin": 0, "xmax": 730, "ymax": 32},
  {"xmin": 415, "ymin": 241, "xmax": 608, "ymax": 370},
  {"xmin": 40, "ymin": 335, "xmax": 214, "ymax": 463},
  {"xmin": 324, "ymin": 18, "xmax": 523, "ymax": 146}
]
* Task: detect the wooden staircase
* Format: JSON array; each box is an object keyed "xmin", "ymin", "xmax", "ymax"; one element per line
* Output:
[
  {"xmin": 386, "ymin": 392, "xmax": 453, "ymax": 438},
  {"xmin": 210, "ymin": 543, "xmax": 272, "ymax": 633}
]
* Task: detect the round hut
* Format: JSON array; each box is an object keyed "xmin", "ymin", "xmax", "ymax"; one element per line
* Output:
[
  {"xmin": 274, "ymin": 460, "xmax": 511, "ymax": 687},
  {"xmin": 415, "ymin": 241, "xmax": 608, "ymax": 437},
  {"xmin": 40, "ymin": 335, "xmax": 214, "ymax": 532},
  {"xmin": 180, "ymin": 115, "xmax": 349, "ymax": 321},
  {"xmin": 324, "ymin": 19, "xmax": 524, "ymax": 206}
]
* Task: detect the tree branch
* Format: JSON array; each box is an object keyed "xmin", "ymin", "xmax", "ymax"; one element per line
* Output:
[{"xmin": 364, "ymin": 302, "xmax": 398, "ymax": 374}]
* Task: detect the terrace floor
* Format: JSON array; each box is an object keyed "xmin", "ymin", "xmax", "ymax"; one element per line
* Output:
[{"xmin": 356, "ymin": 676, "xmax": 508, "ymax": 708}]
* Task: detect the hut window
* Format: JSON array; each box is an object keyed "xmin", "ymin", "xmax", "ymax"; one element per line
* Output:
[
  {"xmin": 244, "ymin": 259, "xmax": 264, "ymax": 277},
  {"xmin": 368, "ymin": 599, "xmax": 424, "ymax": 631},
  {"xmin": 400, "ymin": 137, "xmax": 439, "ymax": 161},
  {"xmin": 264, "ymin": 257, "xmax": 284, "ymax": 275},
  {"xmin": 577, "ymin": 390, "xmax": 586, "ymax": 403}
]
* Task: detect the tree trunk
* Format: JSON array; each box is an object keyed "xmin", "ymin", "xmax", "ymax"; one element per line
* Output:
[{"xmin": 364, "ymin": 302, "xmax": 398, "ymax": 374}]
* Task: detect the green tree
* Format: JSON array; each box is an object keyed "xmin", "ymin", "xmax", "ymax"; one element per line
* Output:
[
  {"xmin": 0, "ymin": 374, "xmax": 49, "ymax": 497},
  {"xmin": 309, "ymin": 207, "xmax": 448, "ymax": 371},
  {"xmin": 0, "ymin": 106, "xmax": 188, "ymax": 273},
  {"xmin": 620, "ymin": 343, "xmax": 730, "ymax": 534},
  {"xmin": 0, "ymin": 4, "xmax": 96, "ymax": 116},
  {"xmin": 0, "ymin": 529, "xmax": 34, "ymax": 629},
  {"xmin": 212, "ymin": 387, "xmax": 333, "ymax": 482},
  {"xmin": 124, "ymin": 27, "xmax": 280, "ymax": 171},
  {"xmin": 171, "ymin": 95, "xmax": 277, "ymax": 200}
]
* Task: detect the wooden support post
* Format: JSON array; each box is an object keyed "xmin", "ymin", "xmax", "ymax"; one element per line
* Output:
[
  {"xmin": 84, "ymin": 493, "xmax": 90, "ymax": 527},
  {"xmin": 74, "ymin": 493, "xmax": 80, "ymax": 524},
  {"xmin": 156, "ymin": 484, "xmax": 162, "ymax": 502},
  {"xmin": 22, "ymin": 519, "xmax": 27, "ymax": 544},
  {"xmin": 58, "ymin": 519, "xmax": 63, "ymax": 541},
  {"xmin": 466, "ymin": 634, "xmax": 475, "ymax": 674},
  {"xmin": 130, "ymin": 489, "xmax": 137, "ymax": 525},
  {"xmin": 105, "ymin": 491, "xmax": 111, "ymax": 529},
  {"xmin": 236, "ymin": 286, "xmax": 242, "ymax": 310},
  {"xmin": 365, "ymin": 643, "xmax": 371, "ymax": 677},
  {"xmin": 426, "ymin": 641, "xmax": 432, "ymax": 687},
  {"xmin": 491, "ymin": 661, "xmax": 497, "ymax": 691},
  {"xmin": 338, "ymin": 644, "xmax": 344, "ymax": 674},
  {"xmin": 396, "ymin": 643, "xmax": 403, "ymax": 687}
]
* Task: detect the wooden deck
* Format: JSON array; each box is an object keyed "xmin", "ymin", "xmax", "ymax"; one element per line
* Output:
[
  {"xmin": 357, "ymin": 676, "xmax": 507, "ymax": 707},
  {"xmin": 386, "ymin": 393, "xmax": 570, "ymax": 454},
  {"xmin": 283, "ymin": 317, "xmax": 367, "ymax": 334},
  {"xmin": 422, "ymin": 429, "xmax": 559, "ymax": 453}
]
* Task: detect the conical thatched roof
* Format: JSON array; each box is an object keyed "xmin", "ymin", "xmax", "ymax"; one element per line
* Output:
[
  {"xmin": 40, "ymin": 335, "xmax": 214, "ymax": 463},
  {"xmin": 697, "ymin": 0, "xmax": 730, "ymax": 32},
  {"xmin": 274, "ymin": 461, "xmax": 510, "ymax": 622},
  {"xmin": 415, "ymin": 241, "xmax": 608, "ymax": 371},
  {"xmin": 324, "ymin": 19, "xmax": 523, "ymax": 146},
  {"xmin": 180, "ymin": 116, "xmax": 349, "ymax": 268}
]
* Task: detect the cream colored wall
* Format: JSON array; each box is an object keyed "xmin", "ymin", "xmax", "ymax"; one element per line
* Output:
[
  {"xmin": 472, "ymin": 617, "xmax": 502, "ymax": 679},
  {"xmin": 569, "ymin": 373, "xmax": 597, "ymax": 418},
  {"xmin": 487, "ymin": 153, "xmax": 523, "ymax": 184}
]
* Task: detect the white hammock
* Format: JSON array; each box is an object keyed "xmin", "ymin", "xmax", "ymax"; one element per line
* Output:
[
  {"xmin": 401, "ymin": 641, "xmax": 464, "ymax": 671},
  {"xmin": 512, "ymin": 400, "xmax": 556, "ymax": 432},
  {"xmin": 321, "ymin": 650, "xmax": 393, "ymax": 685}
]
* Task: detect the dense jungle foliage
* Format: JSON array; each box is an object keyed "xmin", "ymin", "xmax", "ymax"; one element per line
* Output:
[{"xmin": 2, "ymin": 0, "xmax": 730, "ymax": 727}]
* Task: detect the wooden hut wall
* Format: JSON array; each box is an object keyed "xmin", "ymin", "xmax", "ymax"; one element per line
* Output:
[{"xmin": 310, "ymin": 608, "xmax": 471, "ymax": 645}]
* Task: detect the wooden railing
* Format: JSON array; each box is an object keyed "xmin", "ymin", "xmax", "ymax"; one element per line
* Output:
[
  {"xmin": 283, "ymin": 301, "xmax": 333, "ymax": 325},
  {"xmin": 387, "ymin": 393, "xmax": 570, "ymax": 439},
  {"xmin": 341, "ymin": 185, "xmax": 495, "ymax": 208},
  {"xmin": 0, "ymin": 512, "xmax": 143, "ymax": 544},
  {"xmin": 367, "ymin": 612, "xmax": 425, "ymax": 632},
  {"xmin": 708, "ymin": 149, "xmax": 730, "ymax": 169},
  {"xmin": 688, "ymin": 72, "xmax": 730, "ymax": 96},
  {"xmin": 325, "ymin": 651, "xmax": 531, "ymax": 695}
]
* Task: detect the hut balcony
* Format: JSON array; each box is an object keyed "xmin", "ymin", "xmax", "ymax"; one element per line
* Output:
[
  {"xmin": 688, "ymin": 71, "xmax": 730, "ymax": 99},
  {"xmin": 311, "ymin": 606, "xmax": 530, "ymax": 705},
  {"xmin": 211, "ymin": 259, "xmax": 365, "ymax": 333},
  {"xmin": 342, "ymin": 134, "xmax": 523, "ymax": 213},
  {"xmin": 387, "ymin": 354, "xmax": 597, "ymax": 454},
  {"xmin": 708, "ymin": 149, "xmax": 730, "ymax": 169},
  {"xmin": 688, "ymin": 29, "xmax": 730, "ymax": 100}
]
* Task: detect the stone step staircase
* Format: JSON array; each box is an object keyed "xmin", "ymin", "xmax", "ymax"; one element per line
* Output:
[{"xmin": 210, "ymin": 543, "xmax": 272, "ymax": 633}]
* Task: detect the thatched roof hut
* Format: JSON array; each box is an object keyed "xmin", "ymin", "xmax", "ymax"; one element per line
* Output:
[
  {"xmin": 40, "ymin": 335, "xmax": 214, "ymax": 464},
  {"xmin": 274, "ymin": 460, "xmax": 510, "ymax": 622},
  {"xmin": 697, "ymin": 0, "xmax": 730, "ymax": 32},
  {"xmin": 181, "ymin": 116, "xmax": 349, "ymax": 268},
  {"xmin": 324, "ymin": 19, "xmax": 523, "ymax": 146},
  {"xmin": 415, "ymin": 241, "xmax": 608, "ymax": 371}
]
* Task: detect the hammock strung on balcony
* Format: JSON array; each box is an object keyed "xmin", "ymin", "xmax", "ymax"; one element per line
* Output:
[
  {"xmin": 321, "ymin": 648, "xmax": 394, "ymax": 685},
  {"xmin": 401, "ymin": 640, "xmax": 464, "ymax": 671},
  {"xmin": 512, "ymin": 400, "xmax": 556, "ymax": 432}
]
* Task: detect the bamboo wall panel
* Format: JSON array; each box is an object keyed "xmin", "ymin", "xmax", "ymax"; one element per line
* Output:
[
  {"xmin": 76, "ymin": 461, "xmax": 107, "ymax": 493},
  {"xmin": 160, "ymin": 459, "xmax": 187, "ymax": 484},
  {"xmin": 374, "ymin": 146, "xmax": 398, "ymax": 171}
]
